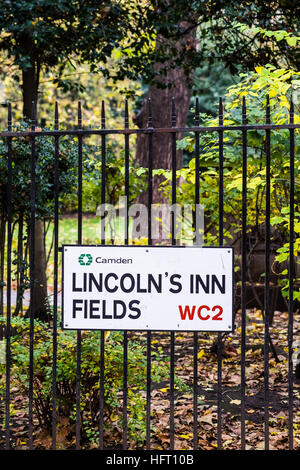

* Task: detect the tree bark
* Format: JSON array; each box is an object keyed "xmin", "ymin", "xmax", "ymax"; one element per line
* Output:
[
  {"xmin": 134, "ymin": 25, "xmax": 196, "ymax": 206},
  {"xmin": 31, "ymin": 219, "xmax": 49, "ymax": 321},
  {"xmin": 22, "ymin": 63, "xmax": 48, "ymax": 320},
  {"xmin": 22, "ymin": 66, "xmax": 38, "ymax": 120}
]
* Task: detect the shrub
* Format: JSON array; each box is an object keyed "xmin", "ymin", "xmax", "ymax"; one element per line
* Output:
[
  {"xmin": 157, "ymin": 64, "xmax": 300, "ymax": 299},
  {"xmin": 0, "ymin": 316, "xmax": 176, "ymax": 448}
]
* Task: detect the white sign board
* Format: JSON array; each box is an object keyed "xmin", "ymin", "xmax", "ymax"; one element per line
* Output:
[{"xmin": 62, "ymin": 245, "xmax": 234, "ymax": 332}]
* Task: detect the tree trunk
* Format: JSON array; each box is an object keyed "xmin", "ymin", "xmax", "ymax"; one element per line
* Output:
[
  {"xmin": 134, "ymin": 26, "xmax": 196, "ymax": 206},
  {"xmin": 22, "ymin": 64, "xmax": 48, "ymax": 321},
  {"xmin": 31, "ymin": 219, "xmax": 49, "ymax": 321},
  {"xmin": 22, "ymin": 66, "xmax": 38, "ymax": 120},
  {"xmin": 133, "ymin": 26, "xmax": 196, "ymax": 243}
]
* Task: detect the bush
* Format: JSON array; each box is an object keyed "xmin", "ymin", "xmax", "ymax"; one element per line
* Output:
[
  {"xmin": 0, "ymin": 316, "xmax": 177, "ymax": 448},
  {"xmin": 0, "ymin": 123, "xmax": 78, "ymax": 221},
  {"xmin": 61, "ymin": 141, "xmax": 147, "ymax": 214},
  {"xmin": 157, "ymin": 64, "xmax": 300, "ymax": 299}
]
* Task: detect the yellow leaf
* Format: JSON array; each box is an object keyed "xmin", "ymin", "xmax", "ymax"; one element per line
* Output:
[
  {"xmin": 197, "ymin": 349, "xmax": 205, "ymax": 359},
  {"xmin": 179, "ymin": 434, "xmax": 193, "ymax": 439},
  {"xmin": 269, "ymin": 89, "xmax": 277, "ymax": 98}
]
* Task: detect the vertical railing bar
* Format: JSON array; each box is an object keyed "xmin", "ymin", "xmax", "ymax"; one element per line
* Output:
[
  {"xmin": 288, "ymin": 96, "xmax": 295, "ymax": 450},
  {"xmin": 170, "ymin": 97, "xmax": 176, "ymax": 450},
  {"xmin": 146, "ymin": 330, "xmax": 151, "ymax": 450},
  {"xmin": 264, "ymin": 95, "xmax": 271, "ymax": 450},
  {"xmin": 52, "ymin": 101, "xmax": 59, "ymax": 449},
  {"xmin": 170, "ymin": 330, "xmax": 175, "ymax": 450},
  {"xmin": 99, "ymin": 100, "xmax": 106, "ymax": 450},
  {"xmin": 5, "ymin": 102, "xmax": 12, "ymax": 449},
  {"xmin": 171, "ymin": 97, "xmax": 177, "ymax": 247},
  {"xmin": 241, "ymin": 97, "xmax": 247, "ymax": 450},
  {"xmin": 217, "ymin": 97, "xmax": 224, "ymax": 449},
  {"xmin": 123, "ymin": 99, "xmax": 129, "ymax": 450},
  {"xmin": 123, "ymin": 331, "xmax": 128, "ymax": 450},
  {"xmin": 101, "ymin": 100, "xmax": 106, "ymax": 245},
  {"xmin": 28, "ymin": 101, "xmax": 36, "ymax": 449},
  {"xmin": 147, "ymin": 97, "xmax": 153, "ymax": 245},
  {"xmin": 76, "ymin": 101, "xmax": 82, "ymax": 450},
  {"xmin": 77, "ymin": 101, "xmax": 83, "ymax": 241},
  {"xmin": 193, "ymin": 97, "xmax": 200, "ymax": 450},
  {"xmin": 193, "ymin": 330, "xmax": 198, "ymax": 450},
  {"xmin": 124, "ymin": 99, "xmax": 129, "ymax": 245},
  {"xmin": 0, "ymin": 244, "xmax": 4, "ymax": 318},
  {"xmin": 146, "ymin": 97, "xmax": 153, "ymax": 450},
  {"xmin": 99, "ymin": 329, "xmax": 105, "ymax": 450},
  {"xmin": 218, "ymin": 97, "xmax": 224, "ymax": 245},
  {"xmin": 0, "ymin": 212, "xmax": 5, "ymax": 319}
]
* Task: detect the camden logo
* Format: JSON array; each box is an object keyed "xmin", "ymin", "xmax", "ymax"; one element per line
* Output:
[{"xmin": 78, "ymin": 254, "xmax": 93, "ymax": 266}]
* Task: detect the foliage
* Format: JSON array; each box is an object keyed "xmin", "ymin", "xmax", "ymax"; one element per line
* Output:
[
  {"xmin": 0, "ymin": 55, "xmax": 144, "ymax": 130},
  {"xmin": 0, "ymin": 315, "xmax": 181, "ymax": 447},
  {"xmin": 0, "ymin": 0, "xmax": 154, "ymax": 78},
  {"xmin": 270, "ymin": 208, "xmax": 300, "ymax": 302},
  {"xmin": 115, "ymin": 1, "xmax": 300, "ymax": 84},
  {"xmin": 63, "ymin": 142, "xmax": 147, "ymax": 214},
  {"xmin": 0, "ymin": 120, "xmax": 147, "ymax": 219},
  {"xmin": 157, "ymin": 63, "xmax": 300, "ymax": 297},
  {"xmin": 190, "ymin": 61, "xmax": 237, "ymax": 118},
  {"xmin": 1, "ymin": 308, "xmax": 300, "ymax": 449},
  {"xmin": 0, "ymin": 1, "xmax": 299, "ymax": 103},
  {"xmin": 235, "ymin": 23, "xmax": 300, "ymax": 49},
  {"xmin": 0, "ymin": 123, "xmax": 78, "ymax": 220}
]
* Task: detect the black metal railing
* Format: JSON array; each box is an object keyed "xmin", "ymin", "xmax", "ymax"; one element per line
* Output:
[{"xmin": 0, "ymin": 96, "xmax": 299, "ymax": 451}]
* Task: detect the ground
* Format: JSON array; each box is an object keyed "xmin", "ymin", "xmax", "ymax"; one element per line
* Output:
[{"xmin": 1, "ymin": 307, "xmax": 299, "ymax": 450}]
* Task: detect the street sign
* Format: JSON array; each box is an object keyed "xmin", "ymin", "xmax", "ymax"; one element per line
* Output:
[{"xmin": 62, "ymin": 245, "xmax": 234, "ymax": 332}]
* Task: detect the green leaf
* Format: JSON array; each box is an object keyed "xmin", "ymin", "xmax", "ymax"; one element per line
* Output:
[{"xmin": 276, "ymin": 252, "xmax": 289, "ymax": 263}]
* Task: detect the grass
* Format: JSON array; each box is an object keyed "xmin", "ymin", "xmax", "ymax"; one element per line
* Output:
[
  {"xmin": 1, "ymin": 212, "xmax": 207, "ymax": 301},
  {"xmin": 44, "ymin": 214, "xmax": 138, "ymax": 288}
]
